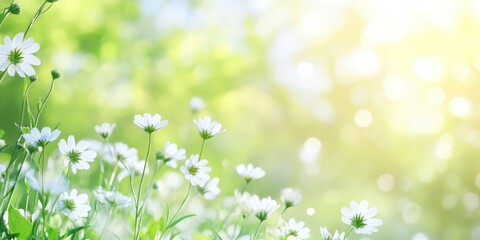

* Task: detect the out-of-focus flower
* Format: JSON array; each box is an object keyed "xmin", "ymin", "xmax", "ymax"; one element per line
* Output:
[
  {"xmin": 93, "ymin": 187, "xmax": 133, "ymax": 209},
  {"xmin": 58, "ymin": 135, "xmax": 97, "ymax": 174},
  {"xmin": 236, "ymin": 163, "xmax": 265, "ymax": 183},
  {"xmin": 0, "ymin": 33, "xmax": 41, "ymax": 77},
  {"xmin": 251, "ymin": 196, "xmax": 279, "ymax": 221},
  {"xmin": 134, "ymin": 113, "xmax": 168, "ymax": 133},
  {"xmin": 58, "ymin": 189, "xmax": 91, "ymax": 221},
  {"xmin": 117, "ymin": 158, "xmax": 149, "ymax": 181},
  {"xmin": 25, "ymin": 171, "xmax": 68, "ymax": 195},
  {"xmin": 279, "ymin": 218, "xmax": 310, "ymax": 239},
  {"xmin": 193, "ymin": 116, "xmax": 225, "ymax": 140},
  {"xmin": 320, "ymin": 227, "xmax": 345, "ymax": 240},
  {"xmin": 219, "ymin": 225, "xmax": 250, "ymax": 240},
  {"xmin": 0, "ymin": 139, "xmax": 5, "ymax": 148},
  {"xmin": 103, "ymin": 142, "xmax": 138, "ymax": 165},
  {"xmin": 95, "ymin": 123, "xmax": 116, "ymax": 139},
  {"xmin": 199, "ymin": 177, "xmax": 220, "ymax": 200},
  {"xmin": 180, "ymin": 154, "xmax": 211, "ymax": 187},
  {"xmin": 156, "ymin": 141, "xmax": 186, "ymax": 168},
  {"xmin": 23, "ymin": 127, "xmax": 60, "ymax": 147},
  {"xmin": 281, "ymin": 188, "xmax": 302, "ymax": 208},
  {"xmin": 189, "ymin": 96, "xmax": 206, "ymax": 113},
  {"xmin": 341, "ymin": 200, "xmax": 382, "ymax": 235}
]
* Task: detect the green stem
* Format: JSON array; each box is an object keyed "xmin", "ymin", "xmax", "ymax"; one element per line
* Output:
[
  {"xmin": 161, "ymin": 183, "xmax": 192, "ymax": 239},
  {"xmin": 24, "ymin": 1, "xmax": 51, "ymax": 38},
  {"xmin": 0, "ymin": 69, "xmax": 7, "ymax": 85},
  {"xmin": 344, "ymin": 225, "xmax": 354, "ymax": 238},
  {"xmin": 0, "ymin": 0, "xmax": 14, "ymax": 29},
  {"xmin": 133, "ymin": 133, "xmax": 153, "ymax": 240},
  {"xmin": 34, "ymin": 78, "xmax": 55, "ymax": 127},
  {"xmin": 199, "ymin": 139, "xmax": 206, "ymax": 159},
  {"xmin": 252, "ymin": 220, "xmax": 264, "ymax": 240},
  {"xmin": 235, "ymin": 215, "xmax": 247, "ymax": 240}
]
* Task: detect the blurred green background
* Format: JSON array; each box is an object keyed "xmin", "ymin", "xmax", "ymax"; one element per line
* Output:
[{"xmin": 2, "ymin": 0, "xmax": 480, "ymax": 239}]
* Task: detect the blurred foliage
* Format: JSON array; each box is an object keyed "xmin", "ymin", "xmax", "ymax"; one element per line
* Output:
[{"xmin": 2, "ymin": 0, "xmax": 480, "ymax": 239}]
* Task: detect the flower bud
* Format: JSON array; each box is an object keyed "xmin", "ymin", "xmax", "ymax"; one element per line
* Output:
[
  {"xmin": 0, "ymin": 139, "xmax": 5, "ymax": 148},
  {"xmin": 29, "ymin": 75, "xmax": 37, "ymax": 83},
  {"xmin": 8, "ymin": 3, "xmax": 21, "ymax": 15},
  {"xmin": 51, "ymin": 70, "xmax": 60, "ymax": 80}
]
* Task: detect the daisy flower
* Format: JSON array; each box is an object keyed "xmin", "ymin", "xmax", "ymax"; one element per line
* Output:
[
  {"xmin": 57, "ymin": 189, "xmax": 91, "ymax": 221},
  {"xmin": 281, "ymin": 188, "xmax": 302, "ymax": 208},
  {"xmin": 236, "ymin": 163, "xmax": 265, "ymax": 183},
  {"xmin": 251, "ymin": 196, "xmax": 279, "ymax": 221},
  {"xmin": 95, "ymin": 122, "xmax": 116, "ymax": 139},
  {"xmin": 133, "ymin": 113, "xmax": 168, "ymax": 133},
  {"xmin": 180, "ymin": 154, "xmax": 211, "ymax": 187},
  {"xmin": 320, "ymin": 227, "xmax": 345, "ymax": 240},
  {"xmin": 58, "ymin": 135, "xmax": 97, "ymax": 174},
  {"xmin": 199, "ymin": 177, "xmax": 220, "ymax": 200},
  {"xmin": 22, "ymin": 127, "xmax": 60, "ymax": 147},
  {"xmin": 341, "ymin": 200, "xmax": 382, "ymax": 235},
  {"xmin": 103, "ymin": 142, "xmax": 138, "ymax": 165},
  {"xmin": 279, "ymin": 218, "xmax": 310, "ymax": 239},
  {"xmin": 93, "ymin": 187, "xmax": 133, "ymax": 209},
  {"xmin": 0, "ymin": 32, "xmax": 41, "ymax": 77},
  {"xmin": 117, "ymin": 158, "xmax": 149, "ymax": 181},
  {"xmin": 193, "ymin": 116, "xmax": 225, "ymax": 140},
  {"xmin": 189, "ymin": 96, "xmax": 206, "ymax": 113},
  {"xmin": 156, "ymin": 141, "xmax": 186, "ymax": 168}
]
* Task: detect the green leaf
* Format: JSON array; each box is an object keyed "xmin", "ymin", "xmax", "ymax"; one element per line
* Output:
[
  {"xmin": 8, "ymin": 205, "xmax": 32, "ymax": 240},
  {"xmin": 0, "ymin": 129, "xmax": 4, "ymax": 138},
  {"xmin": 167, "ymin": 214, "xmax": 195, "ymax": 229},
  {"xmin": 61, "ymin": 225, "xmax": 91, "ymax": 239}
]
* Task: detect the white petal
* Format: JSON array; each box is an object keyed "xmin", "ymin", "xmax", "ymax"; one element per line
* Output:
[
  {"xmin": 7, "ymin": 64, "xmax": 16, "ymax": 76},
  {"xmin": 24, "ymin": 55, "xmax": 41, "ymax": 66},
  {"xmin": 12, "ymin": 33, "xmax": 24, "ymax": 48},
  {"xmin": 23, "ymin": 43, "xmax": 39, "ymax": 54},
  {"xmin": 19, "ymin": 63, "xmax": 35, "ymax": 76},
  {"xmin": 15, "ymin": 64, "xmax": 25, "ymax": 77}
]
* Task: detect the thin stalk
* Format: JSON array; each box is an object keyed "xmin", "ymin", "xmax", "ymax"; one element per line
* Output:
[
  {"xmin": 252, "ymin": 220, "xmax": 264, "ymax": 240},
  {"xmin": 198, "ymin": 139, "xmax": 206, "ymax": 159},
  {"xmin": 34, "ymin": 78, "xmax": 55, "ymax": 127},
  {"xmin": 160, "ymin": 183, "xmax": 192, "ymax": 239},
  {"xmin": 133, "ymin": 133, "xmax": 153, "ymax": 240},
  {"xmin": 24, "ymin": 1, "xmax": 50, "ymax": 38}
]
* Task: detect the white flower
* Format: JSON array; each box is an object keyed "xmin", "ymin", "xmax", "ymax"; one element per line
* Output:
[
  {"xmin": 251, "ymin": 196, "xmax": 279, "ymax": 221},
  {"xmin": 22, "ymin": 127, "xmax": 60, "ymax": 147},
  {"xmin": 117, "ymin": 158, "xmax": 149, "ymax": 181},
  {"xmin": 193, "ymin": 116, "xmax": 225, "ymax": 140},
  {"xmin": 341, "ymin": 200, "xmax": 382, "ymax": 235},
  {"xmin": 234, "ymin": 190, "xmax": 255, "ymax": 213},
  {"xmin": 58, "ymin": 189, "xmax": 91, "ymax": 221},
  {"xmin": 0, "ymin": 139, "xmax": 5, "ymax": 148},
  {"xmin": 93, "ymin": 187, "xmax": 132, "ymax": 209},
  {"xmin": 157, "ymin": 141, "xmax": 186, "ymax": 168},
  {"xmin": 134, "ymin": 113, "xmax": 168, "ymax": 133},
  {"xmin": 219, "ymin": 225, "xmax": 249, "ymax": 240},
  {"xmin": 103, "ymin": 142, "xmax": 138, "ymax": 165},
  {"xmin": 58, "ymin": 135, "xmax": 97, "ymax": 174},
  {"xmin": 0, "ymin": 32, "xmax": 41, "ymax": 77},
  {"xmin": 95, "ymin": 123, "xmax": 116, "ymax": 139},
  {"xmin": 189, "ymin": 96, "xmax": 206, "ymax": 113},
  {"xmin": 236, "ymin": 163, "xmax": 265, "ymax": 183},
  {"xmin": 281, "ymin": 188, "xmax": 302, "ymax": 208},
  {"xmin": 320, "ymin": 227, "xmax": 345, "ymax": 240},
  {"xmin": 279, "ymin": 218, "xmax": 310, "ymax": 239},
  {"xmin": 25, "ymin": 171, "xmax": 68, "ymax": 194},
  {"xmin": 200, "ymin": 177, "xmax": 220, "ymax": 200},
  {"xmin": 180, "ymin": 154, "xmax": 211, "ymax": 187}
]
